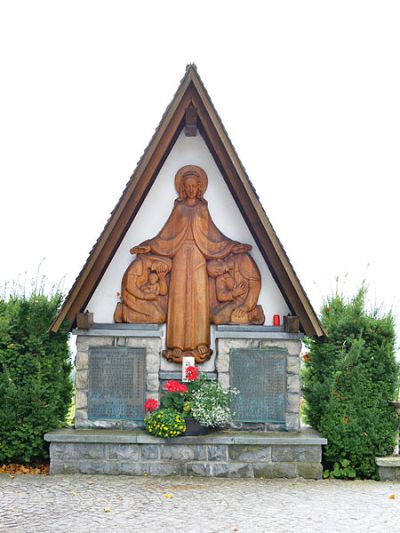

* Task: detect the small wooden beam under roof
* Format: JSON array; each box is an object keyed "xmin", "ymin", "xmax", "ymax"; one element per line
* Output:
[{"xmin": 51, "ymin": 64, "xmax": 323, "ymax": 337}]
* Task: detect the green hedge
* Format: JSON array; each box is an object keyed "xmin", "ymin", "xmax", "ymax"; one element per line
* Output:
[
  {"xmin": 302, "ymin": 286, "xmax": 399, "ymax": 479},
  {"xmin": 0, "ymin": 292, "xmax": 73, "ymax": 464}
]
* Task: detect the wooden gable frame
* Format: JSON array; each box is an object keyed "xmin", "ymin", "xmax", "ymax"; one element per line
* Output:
[{"xmin": 51, "ymin": 65, "xmax": 323, "ymax": 336}]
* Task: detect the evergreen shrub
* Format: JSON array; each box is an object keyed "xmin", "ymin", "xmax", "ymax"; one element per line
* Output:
[
  {"xmin": 0, "ymin": 291, "xmax": 73, "ymax": 464},
  {"xmin": 302, "ymin": 286, "xmax": 399, "ymax": 479}
]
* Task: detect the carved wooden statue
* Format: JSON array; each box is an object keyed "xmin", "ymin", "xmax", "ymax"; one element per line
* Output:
[
  {"xmin": 207, "ymin": 254, "xmax": 265, "ymax": 325},
  {"xmin": 114, "ymin": 255, "xmax": 171, "ymax": 323},
  {"xmin": 115, "ymin": 165, "xmax": 265, "ymax": 363}
]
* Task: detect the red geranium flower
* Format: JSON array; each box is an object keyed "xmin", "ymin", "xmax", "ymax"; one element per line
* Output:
[
  {"xmin": 144, "ymin": 398, "xmax": 159, "ymax": 413},
  {"xmin": 164, "ymin": 380, "xmax": 188, "ymax": 393},
  {"xmin": 185, "ymin": 366, "xmax": 198, "ymax": 382}
]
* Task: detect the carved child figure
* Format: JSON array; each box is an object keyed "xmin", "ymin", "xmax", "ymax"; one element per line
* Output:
[{"xmin": 141, "ymin": 271, "xmax": 161, "ymax": 296}]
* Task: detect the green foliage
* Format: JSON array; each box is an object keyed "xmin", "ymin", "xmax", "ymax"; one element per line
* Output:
[
  {"xmin": 159, "ymin": 389, "xmax": 187, "ymax": 413},
  {"xmin": 0, "ymin": 291, "xmax": 73, "ymax": 464},
  {"xmin": 144, "ymin": 409, "xmax": 186, "ymax": 438},
  {"xmin": 323, "ymin": 459, "xmax": 356, "ymax": 480},
  {"xmin": 302, "ymin": 285, "xmax": 399, "ymax": 479}
]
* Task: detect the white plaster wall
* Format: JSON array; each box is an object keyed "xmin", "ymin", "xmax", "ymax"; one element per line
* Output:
[{"xmin": 86, "ymin": 131, "xmax": 290, "ymax": 327}]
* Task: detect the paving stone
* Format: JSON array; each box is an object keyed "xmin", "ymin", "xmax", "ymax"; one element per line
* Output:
[
  {"xmin": 207, "ymin": 445, "xmax": 228, "ymax": 461},
  {"xmin": 146, "ymin": 350, "xmax": 161, "ymax": 373},
  {"xmin": 75, "ymin": 444, "xmax": 106, "ymax": 460},
  {"xmin": 50, "ymin": 462, "xmax": 78, "ymax": 474},
  {"xmin": 218, "ymin": 372, "xmax": 230, "ymax": 389},
  {"xmin": 160, "ymin": 445, "xmax": 207, "ymax": 461},
  {"xmin": 103, "ymin": 462, "xmax": 122, "ymax": 475},
  {"xmin": 78, "ymin": 460, "xmax": 108, "ymax": 474},
  {"xmin": 213, "ymin": 462, "xmax": 253, "ymax": 478},
  {"xmin": 146, "ymin": 372, "xmax": 159, "ymax": 392},
  {"xmin": 287, "ymin": 374, "xmax": 300, "ymax": 393},
  {"xmin": 378, "ymin": 466, "xmax": 400, "ymax": 481},
  {"xmin": 106, "ymin": 444, "xmax": 139, "ymax": 461},
  {"xmin": 253, "ymin": 462, "xmax": 297, "ymax": 479},
  {"xmin": 186, "ymin": 462, "xmax": 212, "ymax": 476},
  {"xmin": 75, "ymin": 370, "xmax": 88, "ymax": 389},
  {"xmin": 229, "ymin": 445, "xmax": 271, "ymax": 462},
  {"xmin": 75, "ymin": 390, "xmax": 87, "ymax": 409},
  {"xmin": 285, "ymin": 413, "xmax": 300, "ymax": 432},
  {"xmin": 1, "ymin": 474, "xmax": 399, "ymax": 531},
  {"xmin": 141, "ymin": 445, "xmax": 159, "ymax": 460},
  {"xmin": 78, "ymin": 337, "xmax": 113, "ymax": 351},
  {"xmin": 120, "ymin": 462, "xmax": 147, "ymax": 475},
  {"xmin": 147, "ymin": 462, "xmax": 184, "ymax": 476},
  {"xmin": 75, "ymin": 351, "xmax": 88, "ymax": 370},
  {"xmin": 296, "ymin": 462, "xmax": 323, "ymax": 480},
  {"xmin": 286, "ymin": 393, "xmax": 300, "ymax": 413},
  {"xmin": 74, "ymin": 409, "xmax": 88, "ymax": 425},
  {"xmin": 50, "ymin": 444, "xmax": 76, "ymax": 461},
  {"xmin": 271, "ymin": 445, "xmax": 321, "ymax": 463},
  {"xmin": 287, "ymin": 355, "xmax": 300, "ymax": 374}
]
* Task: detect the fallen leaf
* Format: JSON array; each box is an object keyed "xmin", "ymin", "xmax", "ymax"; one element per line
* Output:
[
  {"xmin": 163, "ymin": 493, "xmax": 173, "ymax": 499},
  {"xmin": 70, "ymin": 491, "xmax": 80, "ymax": 496},
  {"xmin": 388, "ymin": 494, "xmax": 396, "ymax": 500},
  {"xmin": 104, "ymin": 508, "xmax": 112, "ymax": 513},
  {"xmin": 87, "ymin": 481, "xmax": 94, "ymax": 485},
  {"xmin": 8, "ymin": 475, "xmax": 15, "ymax": 479}
]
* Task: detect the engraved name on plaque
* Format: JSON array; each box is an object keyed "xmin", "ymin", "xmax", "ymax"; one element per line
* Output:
[
  {"xmin": 88, "ymin": 346, "xmax": 146, "ymax": 420},
  {"xmin": 230, "ymin": 348, "xmax": 287, "ymax": 424}
]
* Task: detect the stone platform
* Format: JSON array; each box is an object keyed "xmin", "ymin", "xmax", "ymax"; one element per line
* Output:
[
  {"xmin": 45, "ymin": 427, "xmax": 326, "ymax": 479},
  {"xmin": 376, "ymin": 456, "xmax": 400, "ymax": 481}
]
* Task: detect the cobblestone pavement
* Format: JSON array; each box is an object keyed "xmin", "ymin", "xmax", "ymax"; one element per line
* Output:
[{"xmin": 0, "ymin": 475, "xmax": 399, "ymax": 533}]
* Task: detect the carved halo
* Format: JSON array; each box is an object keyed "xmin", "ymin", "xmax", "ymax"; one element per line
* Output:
[{"xmin": 175, "ymin": 165, "xmax": 208, "ymax": 197}]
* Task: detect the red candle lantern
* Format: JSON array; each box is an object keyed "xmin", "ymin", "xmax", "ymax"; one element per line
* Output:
[{"xmin": 273, "ymin": 314, "xmax": 281, "ymax": 326}]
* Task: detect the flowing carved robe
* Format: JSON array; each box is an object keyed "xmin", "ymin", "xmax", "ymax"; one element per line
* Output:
[{"xmin": 140, "ymin": 198, "xmax": 237, "ymax": 352}]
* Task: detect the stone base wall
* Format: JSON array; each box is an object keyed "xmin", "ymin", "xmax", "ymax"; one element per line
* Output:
[{"xmin": 45, "ymin": 429, "xmax": 326, "ymax": 479}]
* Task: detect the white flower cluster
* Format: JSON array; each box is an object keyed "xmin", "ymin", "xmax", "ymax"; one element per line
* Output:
[{"xmin": 190, "ymin": 383, "xmax": 239, "ymax": 427}]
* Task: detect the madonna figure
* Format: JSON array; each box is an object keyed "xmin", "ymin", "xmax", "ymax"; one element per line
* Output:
[{"xmin": 130, "ymin": 165, "xmax": 251, "ymax": 363}]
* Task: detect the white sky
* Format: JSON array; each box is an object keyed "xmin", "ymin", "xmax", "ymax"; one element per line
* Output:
[{"xmin": 1, "ymin": 1, "xmax": 399, "ymax": 353}]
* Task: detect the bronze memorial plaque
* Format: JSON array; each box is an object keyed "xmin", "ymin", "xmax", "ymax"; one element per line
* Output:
[
  {"xmin": 88, "ymin": 346, "xmax": 146, "ymax": 420},
  {"xmin": 230, "ymin": 348, "xmax": 287, "ymax": 423}
]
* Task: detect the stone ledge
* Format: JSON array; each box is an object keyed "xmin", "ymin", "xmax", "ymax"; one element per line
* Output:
[
  {"xmin": 376, "ymin": 455, "xmax": 400, "ymax": 481},
  {"xmin": 72, "ymin": 324, "xmax": 163, "ymax": 337},
  {"xmin": 376, "ymin": 456, "xmax": 400, "ymax": 468},
  {"xmin": 45, "ymin": 428, "xmax": 326, "ymax": 446},
  {"xmin": 215, "ymin": 329, "xmax": 303, "ymax": 340}
]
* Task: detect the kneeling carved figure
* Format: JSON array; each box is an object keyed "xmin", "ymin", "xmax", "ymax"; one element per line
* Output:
[
  {"xmin": 207, "ymin": 253, "xmax": 265, "ymax": 325},
  {"xmin": 114, "ymin": 254, "xmax": 172, "ymax": 324}
]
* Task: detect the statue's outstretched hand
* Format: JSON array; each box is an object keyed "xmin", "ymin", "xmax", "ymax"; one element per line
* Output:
[
  {"xmin": 130, "ymin": 245, "xmax": 151, "ymax": 255},
  {"xmin": 232, "ymin": 243, "xmax": 252, "ymax": 254}
]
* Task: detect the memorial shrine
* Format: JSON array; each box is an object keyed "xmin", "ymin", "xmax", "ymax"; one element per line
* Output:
[{"xmin": 45, "ymin": 65, "xmax": 327, "ymax": 478}]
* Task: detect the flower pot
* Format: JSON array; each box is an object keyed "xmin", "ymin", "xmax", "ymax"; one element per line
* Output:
[{"xmin": 184, "ymin": 418, "xmax": 208, "ymax": 436}]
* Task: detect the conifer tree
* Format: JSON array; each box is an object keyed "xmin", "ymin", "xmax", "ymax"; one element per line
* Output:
[{"xmin": 302, "ymin": 286, "xmax": 399, "ymax": 479}]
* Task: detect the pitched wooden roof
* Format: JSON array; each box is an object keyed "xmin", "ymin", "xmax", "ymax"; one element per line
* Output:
[{"xmin": 51, "ymin": 65, "xmax": 323, "ymax": 336}]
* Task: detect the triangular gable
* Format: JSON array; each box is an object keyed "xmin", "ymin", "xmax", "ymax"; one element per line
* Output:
[{"xmin": 51, "ymin": 65, "xmax": 323, "ymax": 336}]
